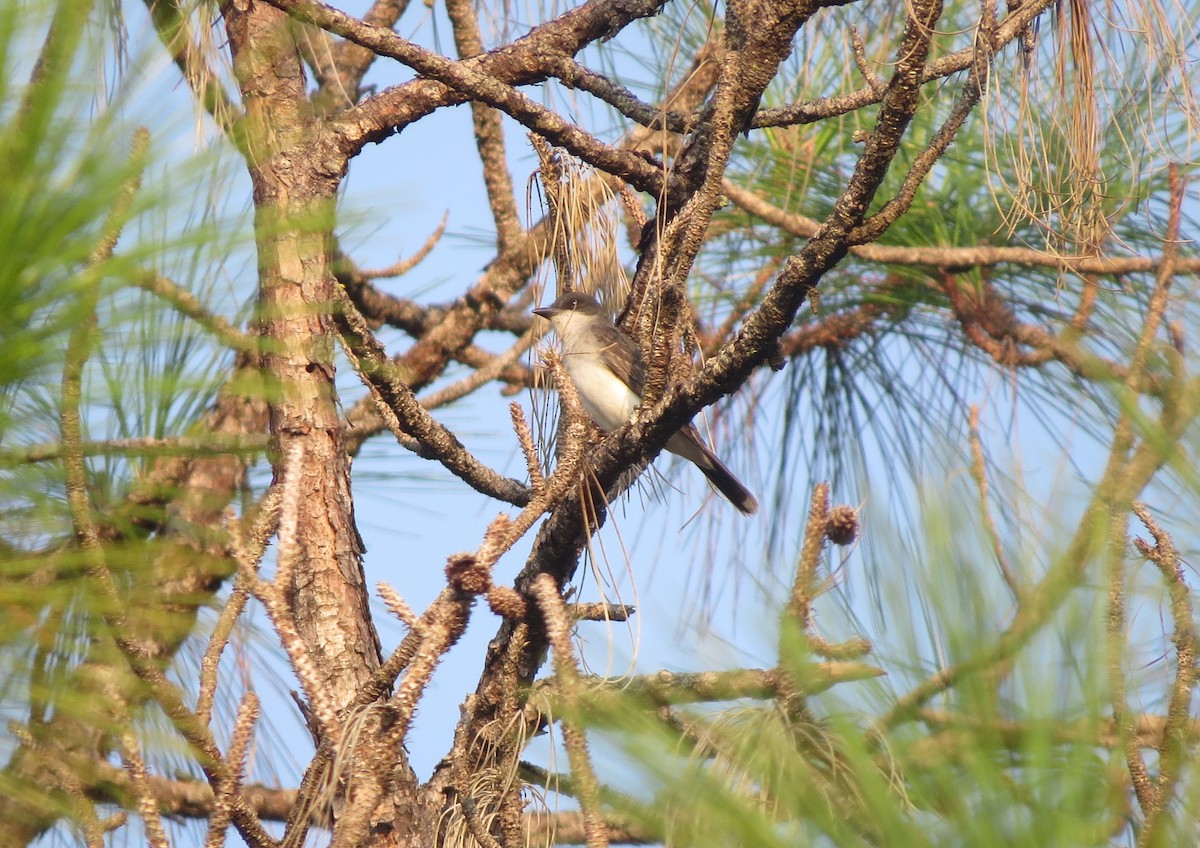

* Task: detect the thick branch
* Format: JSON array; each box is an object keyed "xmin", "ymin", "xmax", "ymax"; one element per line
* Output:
[{"xmin": 269, "ymin": 0, "xmax": 669, "ymax": 193}]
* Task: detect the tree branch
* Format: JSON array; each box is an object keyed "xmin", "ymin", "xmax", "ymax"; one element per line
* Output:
[
  {"xmin": 268, "ymin": 0, "xmax": 670, "ymax": 193},
  {"xmin": 334, "ymin": 287, "xmax": 533, "ymax": 506}
]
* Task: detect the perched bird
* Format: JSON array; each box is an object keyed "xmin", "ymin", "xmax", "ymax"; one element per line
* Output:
[{"xmin": 533, "ymin": 292, "xmax": 757, "ymax": 515}]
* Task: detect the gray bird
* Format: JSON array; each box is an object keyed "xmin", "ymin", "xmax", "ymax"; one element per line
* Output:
[{"xmin": 534, "ymin": 292, "xmax": 758, "ymax": 515}]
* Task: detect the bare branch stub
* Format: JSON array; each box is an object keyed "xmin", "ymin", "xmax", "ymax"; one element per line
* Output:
[{"xmin": 360, "ymin": 211, "xmax": 448, "ymax": 279}]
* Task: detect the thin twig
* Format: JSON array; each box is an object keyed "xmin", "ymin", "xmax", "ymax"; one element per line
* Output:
[
  {"xmin": 785, "ymin": 483, "xmax": 830, "ymax": 629},
  {"xmin": 361, "ymin": 211, "xmax": 448, "ymax": 278},
  {"xmin": 849, "ymin": 45, "xmax": 988, "ymax": 245},
  {"xmin": 968, "ymin": 406, "xmax": 1020, "ymax": 599},
  {"xmin": 510, "ymin": 402, "xmax": 545, "ymax": 493},
  {"xmin": 417, "ymin": 330, "xmax": 537, "ymax": 410},
  {"xmin": 754, "ymin": 0, "xmax": 1059, "ymax": 130},
  {"xmin": 723, "ymin": 179, "xmax": 1200, "ymax": 276},
  {"xmin": 1107, "ymin": 484, "xmax": 1152, "ymax": 812},
  {"xmin": 197, "ymin": 492, "xmax": 281, "ymax": 725},
  {"xmin": 204, "ymin": 692, "xmax": 260, "ymax": 848},
  {"xmin": 239, "ymin": 468, "xmax": 342, "ymax": 746},
  {"xmin": 525, "ymin": 664, "xmax": 883, "ymax": 721},
  {"xmin": 377, "ymin": 581, "xmax": 421, "ymax": 630},
  {"xmin": 848, "ymin": 26, "xmax": 885, "ymax": 96},
  {"xmin": 532, "ymin": 574, "xmax": 608, "ymax": 848},
  {"xmin": 197, "ymin": 575, "xmax": 249, "ymax": 727},
  {"xmin": 0, "ymin": 434, "xmax": 267, "ymax": 466},
  {"xmin": 1133, "ymin": 502, "xmax": 1196, "ymax": 844},
  {"xmin": 568, "ymin": 602, "xmax": 635, "ymax": 622},
  {"xmin": 118, "ymin": 728, "xmax": 171, "ymax": 848},
  {"xmin": 134, "ymin": 271, "xmax": 252, "ymax": 350}
]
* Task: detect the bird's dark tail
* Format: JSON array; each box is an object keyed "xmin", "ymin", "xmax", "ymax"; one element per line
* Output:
[
  {"xmin": 698, "ymin": 454, "xmax": 758, "ymax": 515},
  {"xmin": 668, "ymin": 426, "xmax": 758, "ymax": 515}
]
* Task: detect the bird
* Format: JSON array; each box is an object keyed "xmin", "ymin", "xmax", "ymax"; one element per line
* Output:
[{"xmin": 533, "ymin": 292, "xmax": 758, "ymax": 515}]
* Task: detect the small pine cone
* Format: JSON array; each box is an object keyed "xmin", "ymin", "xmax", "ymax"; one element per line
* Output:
[{"xmin": 825, "ymin": 505, "xmax": 859, "ymax": 546}]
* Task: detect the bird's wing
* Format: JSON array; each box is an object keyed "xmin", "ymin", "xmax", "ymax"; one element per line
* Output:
[{"xmin": 592, "ymin": 321, "xmax": 646, "ymax": 396}]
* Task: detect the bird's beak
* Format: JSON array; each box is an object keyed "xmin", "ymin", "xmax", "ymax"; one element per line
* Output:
[{"xmin": 532, "ymin": 307, "xmax": 556, "ymax": 319}]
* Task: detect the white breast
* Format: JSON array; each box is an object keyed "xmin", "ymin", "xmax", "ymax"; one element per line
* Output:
[{"xmin": 561, "ymin": 353, "xmax": 641, "ymax": 432}]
